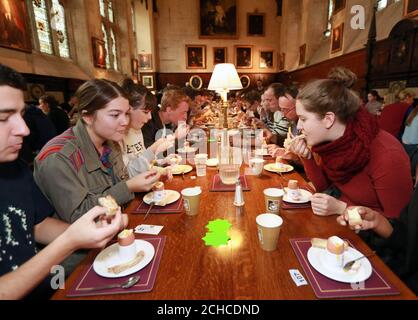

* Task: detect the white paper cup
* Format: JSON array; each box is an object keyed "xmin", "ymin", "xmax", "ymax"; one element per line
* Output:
[
  {"xmin": 263, "ymin": 188, "xmax": 284, "ymax": 214},
  {"xmin": 181, "ymin": 187, "xmax": 202, "ymax": 216},
  {"xmin": 256, "ymin": 213, "xmax": 283, "ymax": 251}
]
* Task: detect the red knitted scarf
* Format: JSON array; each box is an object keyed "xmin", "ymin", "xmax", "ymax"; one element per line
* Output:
[{"xmin": 311, "ymin": 107, "xmax": 380, "ymax": 184}]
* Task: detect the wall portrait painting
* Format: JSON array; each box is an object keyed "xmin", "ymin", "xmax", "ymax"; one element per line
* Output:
[
  {"xmin": 213, "ymin": 47, "xmax": 227, "ymax": 64},
  {"xmin": 331, "ymin": 23, "xmax": 344, "ymax": 53},
  {"xmin": 92, "ymin": 37, "xmax": 106, "ymax": 69},
  {"xmin": 247, "ymin": 13, "xmax": 264, "ymax": 36},
  {"xmin": 259, "ymin": 51, "xmax": 273, "ymax": 69},
  {"xmin": 139, "ymin": 53, "xmax": 152, "ymax": 70},
  {"xmin": 199, "ymin": 0, "xmax": 237, "ymax": 38},
  {"xmin": 235, "ymin": 46, "xmax": 252, "ymax": 69},
  {"xmin": 0, "ymin": 0, "xmax": 32, "ymax": 52},
  {"xmin": 186, "ymin": 45, "xmax": 206, "ymax": 69}
]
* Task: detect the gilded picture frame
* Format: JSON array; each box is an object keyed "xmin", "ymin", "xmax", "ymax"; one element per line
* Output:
[
  {"xmin": 142, "ymin": 75, "xmax": 154, "ymax": 89},
  {"xmin": 331, "ymin": 23, "xmax": 344, "ymax": 54},
  {"xmin": 199, "ymin": 0, "xmax": 237, "ymax": 38},
  {"xmin": 247, "ymin": 13, "xmax": 265, "ymax": 37},
  {"xmin": 0, "ymin": 0, "xmax": 32, "ymax": 52},
  {"xmin": 186, "ymin": 45, "xmax": 206, "ymax": 69},
  {"xmin": 213, "ymin": 47, "xmax": 227, "ymax": 64},
  {"xmin": 92, "ymin": 37, "xmax": 106, "ymax": 69},
  {"xmin": 235, "ymin": 46, "xmax": 252, "ymax": 69}
]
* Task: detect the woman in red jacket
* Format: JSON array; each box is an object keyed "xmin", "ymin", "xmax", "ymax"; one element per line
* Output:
[{"xmin": 289, "ymin": 67, "xmax": 412, "ymax": 218}]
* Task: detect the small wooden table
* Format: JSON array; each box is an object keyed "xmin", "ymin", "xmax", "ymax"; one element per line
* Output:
[{"xmin": 52, "ymin": 161, "xmax": 417, "ymax": 300}]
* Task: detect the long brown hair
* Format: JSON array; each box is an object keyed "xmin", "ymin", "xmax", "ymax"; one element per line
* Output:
[
  {"xmin": 297, "ymin": 67, "xmax": 360, "ymax": 123},
  {"xmin": 76, "ymin": 79, "xmax": 127, "ymax": 116},
  {"xmin": 121, "ymin": 78, "xmax": 149, "ymax": 110}
]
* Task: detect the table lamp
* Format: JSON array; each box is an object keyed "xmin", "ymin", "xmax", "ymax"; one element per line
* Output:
[{"xmin": 208, "ymin": 63, "xmax": 243, "ymax": 128}]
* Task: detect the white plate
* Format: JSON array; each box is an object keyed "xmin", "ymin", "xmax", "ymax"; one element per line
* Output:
[
  {"xmin": 177, "ymin": 147, "xmax": 197, "ymax": 153},
  {"xmin": 151, "ymin": 166, "xmax": 166, "ymax": 174},
  {"xmin": 171, "ymin": 164, "xmax": 193, "ymax": 175},
  {"xmin": 206, "ymin": 158, "xmax": 218, "ymax": 167},
  {"xmin": 255, "ymin": 149, "xmax": 269, "ymax": 156},
  {"xmin": 283, "ymin": 188, "xmax": 313, "ymax": 203},
  {"xmin": 93, "ymin": 239, "xmax": 155, "ymax": 278},
  {"xmin": 307, "ymin": 246, "xmax": 373, "ymax": 283},
  {"xmin": 264, "ymin": 163, "xmax": 294, "ymax": 173},
  {"xmin": 143, "ymin": 189, "xmax": 180, "ymax": 206}
]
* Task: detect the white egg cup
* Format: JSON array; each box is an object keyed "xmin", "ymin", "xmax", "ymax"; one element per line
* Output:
[
  {"xmin": 118, "ymin": 241, "xmax": 137, "ymax": 263},
  {"xmin": 153, "ymin": 190, "xmax": 166, "ymax": 202},
  {"xmin": 323, "ymin": 249, "xmax": 345, "ymax": 269},
  {"xmin": 288, "ymin": 189, "xmax": 301, "ymax": 200}
]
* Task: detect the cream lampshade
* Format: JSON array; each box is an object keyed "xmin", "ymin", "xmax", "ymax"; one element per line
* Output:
[{"xmin": 208, "ymin": 63, "xmax": 243, "ymax": 128}]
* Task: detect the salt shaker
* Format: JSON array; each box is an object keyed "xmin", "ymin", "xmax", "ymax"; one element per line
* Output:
[{"xmin": 233, "ymin": 180, "xmax": 245, "ymax": 207}]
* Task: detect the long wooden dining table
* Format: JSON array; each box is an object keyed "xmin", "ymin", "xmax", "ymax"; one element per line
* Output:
[{"xmin": 52, "ymin": 157, "xmax": 417, "ymax": 300}]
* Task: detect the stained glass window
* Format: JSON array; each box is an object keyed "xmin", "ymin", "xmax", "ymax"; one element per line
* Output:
[
  {"xmin": 51, "ymin": 0, "xmax": 69, "ymax": 58},
  {"xmin": 99, "ymin": 0, "xmax": 105, "ymax": 17},
  {"xmin": 108, "ymin": 1, "xmax": 114, "ymax": 23},
  {"xmin": 377, "ymin": 0, "xmax": 388, "ymax": 11},
  {"xmin": 324, "ymin": 0, "xmax": 333, "ymax": 38},
  {"xmin": 102, "ymin": 23, "xmax": 110, "ymax": 69},
  {"xmin": 111, "ymin": 29, "xmax": 117, "ymax": 70},
  {"xmin": 100, "ymin": 0, "xmax": 118, "ymax": 70},
  {"xmin": 32, "ymin": 0, "xmax": 53, "ymax": 54},
  {"xmin": 131, "ymin": 2, "xmax": 136, "ymax": 33}
]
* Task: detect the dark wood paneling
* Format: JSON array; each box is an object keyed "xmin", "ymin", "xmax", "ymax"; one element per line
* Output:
[
  {"xmin": 22, "ymin": 74, "xmax": 85, "ymax": 102},
  {"xmin": 369, "ymin": 19, "xmax": 418, "ymax": 89},
  {"xmin": 371, "ymin": 39, "xmax": 390, "ymax": 76},
  {"xmin": 283, "ymin": 49, "xmax": 367, "ymax": 94}
]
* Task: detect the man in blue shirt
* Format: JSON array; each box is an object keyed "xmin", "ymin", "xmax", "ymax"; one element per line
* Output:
[{"xmin": 0, "ymin": 63, "xmax": 126, "ymax": 299}]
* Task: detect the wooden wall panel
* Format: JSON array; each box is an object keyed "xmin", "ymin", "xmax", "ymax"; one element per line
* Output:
[{"xmin": 282, "ymin": 49, "xmax": 367, "ymax": 94}]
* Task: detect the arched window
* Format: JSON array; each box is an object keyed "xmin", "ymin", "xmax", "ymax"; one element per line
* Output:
[
  {"xmin": 108, "ymin": 1, "xmax": 114, "ymax": 23},
  {"xmin": 99, "ymin": 0, "xmax": 105, "ymax": 17},
  {"xmin": 111, "ymin": 29, "xmax": 117, "ymax": 70},
  {"xmin": 324, "ymin": 0, "xmax": 333, "ymax": 38},
  {"xmin": 101, "ymin": 23, "xmax": 110, "ymax": 69},
  {"xmin": 32, "ymin": 0, "xmax": 53, "ymax": 54},
  {"xmin": 131, "ymin": 2, "xmax": 136, "ymax": 34},
  {"xmin": 99, "ymin": 0, "xmax": 118, "ymax": 70},
  {"xmin": 377, "ymin": 0, "xmax": 388, "ymax": 11},
  {"xmin": 131, "ymin": 2, "xmax": 137, "ymax": 54},
  {"xmin": 31, "ymin": 0, "xmax": 70, "ymax": 58},
  {"xmin": 51, "ymin": 0, "xmax": 69, "ymax": 58}
]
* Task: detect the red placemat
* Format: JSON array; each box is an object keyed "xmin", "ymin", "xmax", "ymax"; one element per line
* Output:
[
  {"xmin": 67, "ymin": 236, "xmax": 166, "ymax": 297},
  {"xmin": 281, "ymin": 201, "xmax": 311, "ymax": 210},
  {"xmin": 131, "ymin": 198, "xmax": 183, "ymax": 214},
  {"xmin": 210, "ymin": 174, "xmax": 250, "ymax": 191},
  {"xmin": 290, "ymin": 238, "xmax": 400, "ymax": 299}
]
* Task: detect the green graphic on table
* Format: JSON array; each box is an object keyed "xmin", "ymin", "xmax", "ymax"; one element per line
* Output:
[{"xmin": 202, "ymin": 219, "xmax": 232, "ymax": 247}]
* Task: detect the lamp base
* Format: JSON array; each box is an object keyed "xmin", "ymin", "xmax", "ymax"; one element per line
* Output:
[{"xmin": 222, "ymin": 100, "xmax": 228, "ymax": 129}]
